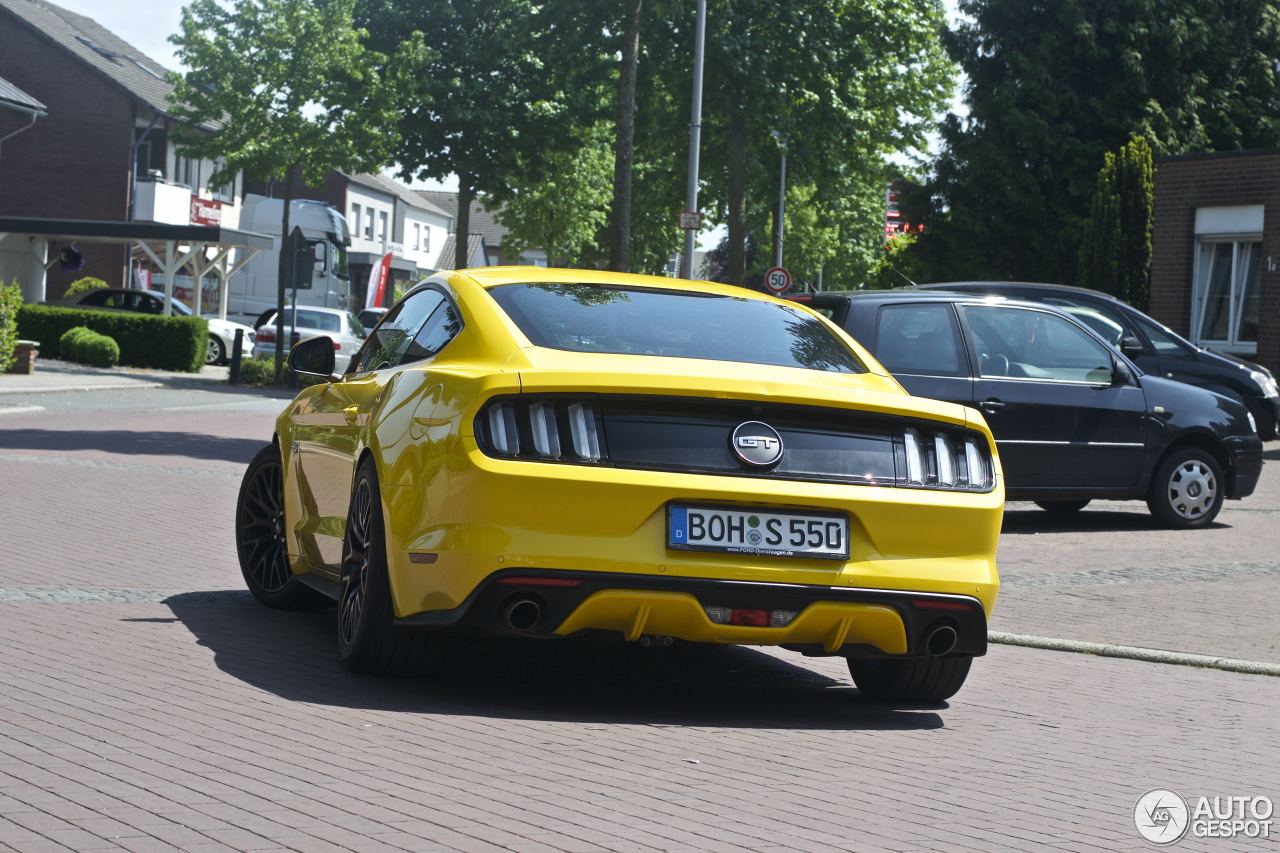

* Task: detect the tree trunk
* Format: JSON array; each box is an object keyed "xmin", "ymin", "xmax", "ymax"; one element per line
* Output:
[
  {"xmin": 455, "ymin": 174, "xmax": 473, "ymax": 269},
  {"xmin": 274, "ymin": 167, "xmax": 296, "ymax": 382},
  {"xmin": 726, "ymin": 79, "xmax": 748, "ymax": 284},
  {"xmin": 609, "ymin": 0, "xmax": 644, "ymax": 272}
]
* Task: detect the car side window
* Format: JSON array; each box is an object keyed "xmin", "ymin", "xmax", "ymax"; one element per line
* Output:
[
  {"xmin": 1134, "ymin": 314, "xmax": 1194, "ymax": 358},
  {"xmin": 964, "ymin": 305, "xmax": 1115, "ymax": 383},
  {"xmin": 349, "ymin": 289, "xmax": 444, "ymax": 374},
  {"xmin": 78, "ymin": 290, "xmax": 112, "ymax": 307},
  {"xmin": 398, "ymin": 301, "xmax": 462, "ymax": 366},
  {"xmin": 873, "ymin": 303, "xmax": 967, "ymax": 377}
]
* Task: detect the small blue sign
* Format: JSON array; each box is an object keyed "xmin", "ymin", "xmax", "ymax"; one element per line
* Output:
[{"xmin": 669, "ymin": 506, "xmax": 688, "ymax": 544}]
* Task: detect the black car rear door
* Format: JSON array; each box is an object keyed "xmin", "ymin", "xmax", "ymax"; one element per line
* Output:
[{"xmin": 957, "ymin": 304, "xmax": 1147, "ymax": 491}]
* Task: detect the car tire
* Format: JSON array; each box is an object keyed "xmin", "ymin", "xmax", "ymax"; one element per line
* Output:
[
  {"xmin": 1147, "ymin": 447, "xmax": 1225, "ymax": 529},
  {"xmin": 1034, "ymin": 499, "xmax": 1090, "ymax": 514},
  {"xmin": 337, "ymin": 457, "xmax": 444, "ymax": 675},
  {"xmin": 848, "ymin": 656, "xmax": 972, "ymax": 703},
  {"xmin": 235, "ymin": 444, "xmax": 330, "ymax": 610},
  {"xmin": 206, "ymin": 334, "xmax": 225, "ymax": 365}
]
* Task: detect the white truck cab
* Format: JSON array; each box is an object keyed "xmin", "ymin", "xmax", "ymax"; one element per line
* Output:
[{"xmin": 231, "ymin": 194, "xmax": 352, "ymax": 323}]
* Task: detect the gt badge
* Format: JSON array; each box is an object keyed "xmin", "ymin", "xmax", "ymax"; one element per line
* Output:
[{"xmin": 730, "ymin": 421, "xmax": 784, "ymax": 468}]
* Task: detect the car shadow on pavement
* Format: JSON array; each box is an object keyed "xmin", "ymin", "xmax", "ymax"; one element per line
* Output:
[
  {"xmin": 0, "ymin": 428, "xmax": 264, "ymax": 464},
  {"xmin": 164, "ymin": 590, "xmax": 946, "ymax": 731},
  {"xmin": 1000, "ymin": 508, "xmax": 1226, "ymax": 534}
]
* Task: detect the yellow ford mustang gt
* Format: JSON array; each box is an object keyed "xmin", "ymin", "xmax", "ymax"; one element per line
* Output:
[{"xmin": 236, "ymin": 267, "xmax": 1002, "ymax": 702}]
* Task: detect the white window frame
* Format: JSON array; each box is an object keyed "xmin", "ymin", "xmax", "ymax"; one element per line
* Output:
[
  {"xmin": 1191, "ymin": 234, "xmax": 1262, "ymax": 353},
  {"xmin": 412, "ymin": 222, "xmax": 421, "ymax": 251},
  {"xmin": 377, "ymin": 210, "xmax": 389, "ymax": 243},
  {"xmin": 350, "ymin": 204, "xmax": 362, "ymax": 236}
]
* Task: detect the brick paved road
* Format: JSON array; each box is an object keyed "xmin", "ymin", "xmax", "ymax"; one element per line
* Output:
[{"xmin": 1, "ymin": 384, "xmax": 1277, "ymax": 851}]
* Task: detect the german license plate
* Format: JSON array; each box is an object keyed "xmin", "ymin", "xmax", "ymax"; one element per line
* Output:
[{"xmin": 667, "ymin": 504, "xmax": 849, "ymax": 560}]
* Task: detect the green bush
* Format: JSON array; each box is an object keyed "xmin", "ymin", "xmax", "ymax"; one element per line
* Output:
[
  {"xmin": 235, "ymin": 356, "xmax": 298, "ymax": 386},
  {"xmin": 64, "ymin": 276, "xmax": 109, "ymax": 299},
  {"xmin": 17, "ymin": 304, "xmax": 207, "ymax": 372},
  {"xmin": 59, "ymin": 326, "xmax": 120, "ymax": 367},
  {"xmin": 0, "ymin": 280, "xmax": 21, "ymax": 373}
]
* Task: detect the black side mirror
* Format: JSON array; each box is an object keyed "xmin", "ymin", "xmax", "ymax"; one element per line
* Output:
[
  {"xmin": 1111, "ymin": 358, "xmax": 1134, "ymax": 386},
  {"xmin": 1120, "ymin": 335, "xmax": 1144, "ymax": 358},
  {"xmin": 287, "ymin": 335, "xmax": 336, "ymax": 380}
]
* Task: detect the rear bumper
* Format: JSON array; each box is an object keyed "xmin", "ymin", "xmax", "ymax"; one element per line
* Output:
[
  {"xmin": 1226, "ymin": 434, "xmax": 1265, "ymax": 499},
  {"xmin": 396, "ymin": 568, "xmax": 989, "ymax": 659}
]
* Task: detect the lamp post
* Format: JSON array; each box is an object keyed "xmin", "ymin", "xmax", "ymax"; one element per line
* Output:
[
  {"xmin": 771, "ymin": 130, "xmax": 787, "ymax": 268},
  {"xmin": 679, "ymin": 0, "xmax": 707, "ymax": 280}
]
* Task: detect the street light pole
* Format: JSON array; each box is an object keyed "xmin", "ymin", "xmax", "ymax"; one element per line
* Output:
[
  {"xmin": 772, "ymin": 131, "xmax": 786, "ymax": 268},
  {"xmin": 680, "ymin": 0, "xmax": 707, "ymax": 280}
]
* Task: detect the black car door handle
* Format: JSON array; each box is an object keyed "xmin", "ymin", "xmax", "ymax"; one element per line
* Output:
[{"xmin": 979, "ymin": 398, "xmax": 1006, "ymax": 414}]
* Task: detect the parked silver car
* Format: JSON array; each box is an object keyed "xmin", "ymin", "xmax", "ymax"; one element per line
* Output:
[{"xmin": 251, "ymin": 306, "xmax": 367, "ymax": 373}]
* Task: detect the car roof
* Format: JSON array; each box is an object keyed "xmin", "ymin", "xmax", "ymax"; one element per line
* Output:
[
  {"xmin": 800, "ymin": 288, "xmax": 1084, "ymax": 314},
  {"xmin": 918, "ymin": 281, "xmax": 1128, "ymax": 305},
  {"xmin": 458, "ymin": 266, "xmax": 783, "ymax": 303}
]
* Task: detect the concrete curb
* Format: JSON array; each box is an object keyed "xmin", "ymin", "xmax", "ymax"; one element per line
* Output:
[
  {"xmin": 989, "ymin": 630, "xmax": 1280, "ymax": 677},
  {"xmin": 0, "ymin": 382, "xmax": 162, "ymax": 395}
]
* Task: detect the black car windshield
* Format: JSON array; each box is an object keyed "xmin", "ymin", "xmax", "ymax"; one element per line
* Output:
[{"xmin": 489, "ymin": 282, "xmax": 864, "ymax": 374}]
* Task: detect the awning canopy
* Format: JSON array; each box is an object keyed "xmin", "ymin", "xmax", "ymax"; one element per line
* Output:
[{"xmin": 0, "ymin": 216, "xmax": 274, "ymax": 322}]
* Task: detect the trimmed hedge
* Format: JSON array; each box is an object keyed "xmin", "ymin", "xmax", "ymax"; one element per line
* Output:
[
  {"xmin": 59, "ymin": 326, "xmax": 120, "ymax": 367},
  {"xmin": 18, "ymin": 304, "xmax": 207, "ymax": 372},
  {"xmin": 0, "ymin": 280, "xmax": 20, "ymax": 373}
]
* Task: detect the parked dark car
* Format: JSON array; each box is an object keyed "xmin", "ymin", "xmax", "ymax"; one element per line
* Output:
[
  {"xmin": 800, "ymin": 290, "xmax": 1264, "ymax": 528},
  {"xmin": 917, "ymin": 282, "xmax": 1280, "ymax": 440}
]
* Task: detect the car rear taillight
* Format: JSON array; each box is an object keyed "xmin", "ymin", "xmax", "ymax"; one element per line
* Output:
[
  {"xmin": 478, "ymin": 398, "xmax": 604, "ymax": 463},
  {"xmin": 900, "ymin": 428, "xmax": 993, "ymax": 491},
  {"xmin": 703, "ymin": 606, "xmax": 798, "ymax": 627},
  {"xmin": 255, "ymin": 327, "xmax": 275, "ymax": 343}
]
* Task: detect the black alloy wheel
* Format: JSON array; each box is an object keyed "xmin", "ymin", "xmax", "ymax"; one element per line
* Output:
[
  {"xmin": 337, "ymin": 457, "xmax": 443, "ymax": 675},
  {"xmin": 235, "ymin": 444, "xmax": 328, "ymax": 609}
]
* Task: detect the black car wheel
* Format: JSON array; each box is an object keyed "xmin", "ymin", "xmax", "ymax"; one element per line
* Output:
[
  {"xmin": 1034, "ymin": 499, "xmax": 1091, "ymax": 514},
  {"xmin": 236, "ymin": 445, "xmax": 329, "ymax": 609},
  {"xmin": 848, "ymin": 656, "xmax": 972, "ymax": 703},
  {"xmin": 1147, "ymin": 447, "xmax": 1225, "ymax": 529},
  {"xmin": 206, "ymin": 334, "xmax": 225, "ymax": 365},
  {"xmin": 338, "ymin": 457, "xmax": 443, "ymax": 675}
]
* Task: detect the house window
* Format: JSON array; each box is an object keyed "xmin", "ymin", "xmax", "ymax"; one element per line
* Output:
[
  {"xmin": 1192, "ymin": 238, "xmax": 1261, "ymax": 351},
  {"xmin": 174, "ymin": 155, "xmax": 198, "ymax": 190},
  {"xmin": 364, "ymin": 207, "xmax": 374, "ymax": 240},
  {"xmin": 209, "ymin": 159, "xmax": 234, "ymax": 202},
  {"xmin": 421, "ymin": 226, "xmax": 430, "ymax": 253},
  {"xmin": 350, "ymin": 204, "xmax": 362, "ymax": 237},
  {"xmin": 412, "ymin": 222, "xmax": 421, "ymax": 251},
  {"xmin": 378, "ymin": 210, "xmax": 388, "ymax": 243}
]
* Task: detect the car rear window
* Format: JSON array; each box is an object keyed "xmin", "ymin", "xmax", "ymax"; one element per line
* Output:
[{"xmin": 489, "ymin": 282, "xmax": 864, "ymax": 374}]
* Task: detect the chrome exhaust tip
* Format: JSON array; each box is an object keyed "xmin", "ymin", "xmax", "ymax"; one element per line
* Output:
[
  {"xmin": 926, "ymin": 625, "xmax": 958, "ymax": 656},
  {"xmin": 502, "ymin": 598, "xmax": 542, "ymax": 632}
]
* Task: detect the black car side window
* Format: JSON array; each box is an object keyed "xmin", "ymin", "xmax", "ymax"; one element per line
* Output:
[
  {"xmin": 873, "ymin": 304, "xmax": 967, "ymax": 377},
  {"xmin": 349, "ymin": 289, "xmax": 443, "ymax": 374},
  {"xmin": 399, "ymin": 301, "xmax": 462, "ymax": 366},
  {"xmin": 1134, "ymin": 315, "xmax": 1195, "ymax": 358},
  {"xmin": 964, "ymin": 305, "xmax": 1115, "ymax": 383}
]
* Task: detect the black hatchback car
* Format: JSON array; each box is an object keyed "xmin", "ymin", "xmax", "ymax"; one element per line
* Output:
[
  {"xmin": 919, "ymin": 282, "xmax": 1280, "ymax": 440},
  {"xmin": 802, "ymin": 291, "xmax": 1264, "ymax": 528}
]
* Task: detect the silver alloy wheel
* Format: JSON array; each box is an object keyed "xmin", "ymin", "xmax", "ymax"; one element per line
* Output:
[
  {"xmin": 1166, "ymin": 459, "xmax": 1217, "ymax": 520},
  {"xmin": 206, "ymin": 334, "xmax": 224, "ymax": 365}
]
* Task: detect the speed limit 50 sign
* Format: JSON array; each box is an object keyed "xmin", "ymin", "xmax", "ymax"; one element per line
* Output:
[{"xmin": 764, "ymin": 266, "xmax": 792, "ymax": 294}]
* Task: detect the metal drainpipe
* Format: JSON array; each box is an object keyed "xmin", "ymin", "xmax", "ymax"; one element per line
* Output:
[{"xmin": 0, "ymin": 109, "xmax": 41, "ymax": 171}]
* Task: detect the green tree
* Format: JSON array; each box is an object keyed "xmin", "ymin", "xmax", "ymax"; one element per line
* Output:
[
  {"xmin": 1078, "ymin": 136, "xmax": 1154, "ymax": 308},
  {"xmin": 700, "ymin": 0, "xmax": 953, "ymax": 285},
  {"xmin": 496, "ymin": 122, "xmax": 614, "ymax": 266},
  {"xmin": 357, "ymin": 0, "xmax": 603, "ymax": 270},
  {"xmin": 170, "ymin": 0, "xmax": 399, "ymax": 379},
  {"xmin": 906, "ymin": 0, "xmax": 1280, "ymax": 285}
]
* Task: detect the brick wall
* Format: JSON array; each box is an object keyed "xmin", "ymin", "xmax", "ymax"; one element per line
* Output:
[
  {"xmin": 1151, "ymin": 149, "xmax": 1280, "ymax": 374},
  {"xmin": 0, "ymin": 10, "xmax": 138, "ymax": 298}
]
